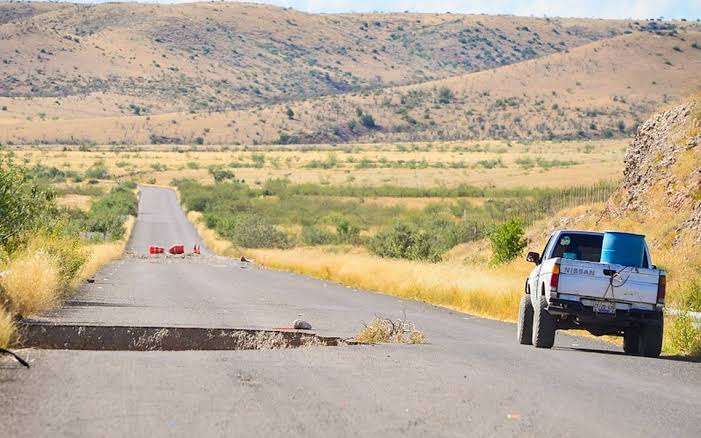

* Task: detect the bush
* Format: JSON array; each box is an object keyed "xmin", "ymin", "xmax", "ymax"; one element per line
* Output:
[
  {"xmin": 359, "ymin": 113, "xmax": 377, "ymax": 129},
  {"xmin": 301, "ymin": 226, "xmax": 335, "ymax": 246},
  {"xmin": 369, "ymin": 221, "xmax": 442, "ymax": 262},
  {"xmin": 0, "ymin": 155, "xmax": 55, "ymax": 251},
  {"xmin": 84, "ymin": 163, "xmax": 110, "ymax": 179},
  {"xmin": 667, "ymin": 313, "xmax": 701, "ymax": 357},
  {"xmin": 218, "ymin": 213, "xmax": 290, "ymax": 248},
  {"xmin": 488, "ymin": 218, "xmax": 527, "ymax": 264},
  {"xmin": 332, "ymin": 215, "xmax": 360, "ymax": 244},
  {"xmin": 436, "ymin": 87, "xmax": 455, "ymax": 104},
  {"xmin": 208, "ymin": 166, "xmax": 236, "ymax": 183},
  {"xmin": 680, "ymin": 278, "xmax": 701, "ymax": 311},
  {"xmin": 82, "ymin": 184, "xmax": 137, "ymax": 240}
]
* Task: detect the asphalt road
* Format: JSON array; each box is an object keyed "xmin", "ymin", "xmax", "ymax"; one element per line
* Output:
[{"xmin": 2, "ymin": 186, "xmax": 700, "ymax": 437}]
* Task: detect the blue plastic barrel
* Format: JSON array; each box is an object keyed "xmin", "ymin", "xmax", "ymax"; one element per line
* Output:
[{"xmin": 600, "ymin": 231, "xmax": 645, "ymax": 267}]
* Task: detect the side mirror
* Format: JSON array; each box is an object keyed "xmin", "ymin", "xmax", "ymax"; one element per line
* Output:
[{"xmin": 526, "ymin": 251, "xmax": 541, "ymax": 265}]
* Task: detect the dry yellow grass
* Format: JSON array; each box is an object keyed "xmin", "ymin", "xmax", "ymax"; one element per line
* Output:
[
  {"xmin": 0, "ymin": 215, "xmax": 135, "ymax": 347},
  {"xmin": 0, "ymin": 250, "xmax": 60, "ymax": 316},
  {"xmin": 56, "ymin": 194, "xmax": 92, "ymax": 211},
  {"xmin": 10, "ymin": 138, "xmax": 625, "ymax": 189},
  {"xmin": 0, "ymin": 307, "xmax": 14, "ymax": 349},
  {"xmin": 245, "ymin": 246, "xmax": 527, "ymax": 322}
]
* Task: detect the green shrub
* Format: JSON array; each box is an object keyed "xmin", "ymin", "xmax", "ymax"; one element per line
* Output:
[
  {"xmin": 82, "ymin": 184, "xmax": 137, "ymax": 240},
  {"xmin": 0, "ymin": 155, "xmax": 55, "ymax": 251},
  {"xmin": 220, "ymin": 214, "xmax": 290, "ymax": 248},
  {"xmin": 85, "ymin": 164, "xmax": 109, "ymax": 179},
  {"xmin": 369, "ymin": 221, "xmax": 442, "ymax": 262},
  {"xmin": 436, "ymin": 87, "xmax": 455, "ymax": 104},
  {"xmin": 208, "ymin": 166, "xmax": 236, "ymax": 183},
  {"xmin": 301, "ymin": 226, "xmax": 335, "ymax": 246},
  {"xmin": 331, "ymin": 215, "xmax": 360, "ymax": 244},
  {"xmin": 680, "ymin": 277, "xmax": 701, "ymax": 311},
  {"xmin": 488, "ymin": 218, "xmax": 527, "ymax": 264},
  {"xmin": 667, "ymin": 313, "xmax": 701, "ymax": 357},
  {"xmin": 360, "ymin": 113, "xmax": 377, "ymax": 129}
]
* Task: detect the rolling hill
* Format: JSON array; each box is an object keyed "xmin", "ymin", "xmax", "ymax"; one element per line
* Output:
[{"xmin": 0, "ymin": 2, "xmax": 699, "ymax": 145}]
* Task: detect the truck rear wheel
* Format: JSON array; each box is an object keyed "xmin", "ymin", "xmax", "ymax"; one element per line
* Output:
[
  {"xmin": 623, "ymin": 329, "xmax": 640, "ymax": 355},
  {"xmin": 517, "ymin": 294, "xmax": 533, "ymax": 345},
  {"xmin": 639, "ymin": 317, "xmax": 663, "ymax": 358},
  {"xmin": 532, "ymin": 296, "xmax": 556, "ymax": 348}
]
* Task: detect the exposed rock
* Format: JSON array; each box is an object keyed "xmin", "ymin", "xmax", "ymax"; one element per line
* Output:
[
  {"xmin": 607, "ymin": 97, "xmax": 701, "ymax": 240},
  {"xmin": 293, "ymin": 319, "xmax": 312, "ymax": 330}
]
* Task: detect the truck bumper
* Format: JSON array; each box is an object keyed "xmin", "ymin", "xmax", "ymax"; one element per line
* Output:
[{"xmin": 547, "ymin": 298, "xmax": 662, "ymax": 332}]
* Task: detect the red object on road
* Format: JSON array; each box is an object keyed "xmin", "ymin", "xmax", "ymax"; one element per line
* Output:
[
  {"xmin": 193, "ymin": 244, "xmax": 201, "ymax": 255},
  {"xmin": 148, "ymin": 245, "xmax": 164, "ymax": 255},
  {"xmin": 168, "ymin": 244, "xmax": 185, "ymax": 255}
]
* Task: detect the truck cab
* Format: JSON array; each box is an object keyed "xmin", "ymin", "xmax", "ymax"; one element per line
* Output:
[{"xmin": 517, "ymin": 230, "xmax": 666, "ymax": 357}]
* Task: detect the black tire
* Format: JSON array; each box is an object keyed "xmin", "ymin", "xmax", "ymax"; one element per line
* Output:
[
  {"xmin": 532, "ymin": 296, "xmax": 556, "ymax": 348},
  {"xmin": 623, "ymin": 329, "xmax": 640, "ymax": 355},
  {"xmin": 517, "ymin": 294, "xmax": 534, "ymax": 345},
  {"xmin": 639, "ymin": 317, "xmax": 663, "ymax": 358}
]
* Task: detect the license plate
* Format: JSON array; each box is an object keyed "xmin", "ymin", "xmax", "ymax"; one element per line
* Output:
[{"xmin": 593, "ymin": 301, "xmax": 616, "ymax": 314}]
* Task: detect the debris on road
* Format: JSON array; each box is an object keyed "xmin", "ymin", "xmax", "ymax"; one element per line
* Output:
[
  {"xmin": 293, "ymin": 319, "xmax": 312, "ymax": 330},
  {"xmin": 0, "ymin": 347, "xmax": 30, "ymax": 368},
  {"xmin": 356, "ymin": 316, "xmax": 426, "ymax": 344}
]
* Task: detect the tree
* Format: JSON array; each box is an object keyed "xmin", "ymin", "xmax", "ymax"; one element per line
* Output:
[{"xmin": 489, "ymin": 218, "xmax": 527, "ymax": 265}]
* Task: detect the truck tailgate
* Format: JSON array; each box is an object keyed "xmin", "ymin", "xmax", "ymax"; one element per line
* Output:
[{"xmin": 557, "ymin": 260, "xmax": 659, "ymax": 304}]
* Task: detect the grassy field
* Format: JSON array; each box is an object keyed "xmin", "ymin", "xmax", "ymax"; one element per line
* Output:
[{"xmin": 8, "ymin": 138, "xmax": 625, "ymax": 189}]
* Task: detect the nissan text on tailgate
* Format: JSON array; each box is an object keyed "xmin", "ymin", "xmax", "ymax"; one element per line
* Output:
[{"xmin": 517, "ymin": 230, "xmax": 666, "ymax": 357}]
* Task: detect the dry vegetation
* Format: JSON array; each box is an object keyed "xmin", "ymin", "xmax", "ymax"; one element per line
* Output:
[
  {"xmin": 356, "ymin": 316, "xmax": 426, "ymax": 344},
  {"xmin": 8, "ymin": 138, "xmax": 625, "ymax": 188}
]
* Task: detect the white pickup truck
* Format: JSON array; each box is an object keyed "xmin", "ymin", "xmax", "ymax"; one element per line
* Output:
[{"xmin": 517, "ymin": 230, "xmax": 666, "ymax": 357}]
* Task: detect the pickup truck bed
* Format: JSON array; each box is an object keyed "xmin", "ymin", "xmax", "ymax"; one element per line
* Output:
[{"xmin": 517, "ymin": 230, "xmax": 665, "ymax": 357}]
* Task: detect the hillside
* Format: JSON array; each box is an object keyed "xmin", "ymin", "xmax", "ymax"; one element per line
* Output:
[
  {"xmin": 0, "ymin": 2, "xmax": 700, "ymax": 145},
  {"xmin": 0, "ymin": 2, "xmax": 636, "ymax": 114}
]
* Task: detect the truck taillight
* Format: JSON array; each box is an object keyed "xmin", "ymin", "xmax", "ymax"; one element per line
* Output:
[
  {"xmin": 550, "ymin": 263, "xmax": 560, "ymax": 291},
  {"xmin": 657, "ymin": 274, "xmax": 666, "ymax": 304}
]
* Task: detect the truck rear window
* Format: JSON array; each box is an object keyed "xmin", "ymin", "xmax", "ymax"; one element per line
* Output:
[{"xmin": 550, "ymin": 234, "xmax": 603, "ymax": 262}]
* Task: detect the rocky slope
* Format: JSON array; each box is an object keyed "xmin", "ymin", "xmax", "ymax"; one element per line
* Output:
[{"xmin": 608, "ymin": 95, "xmax": 701, "ymax": 241}]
